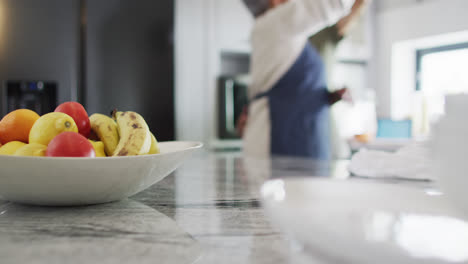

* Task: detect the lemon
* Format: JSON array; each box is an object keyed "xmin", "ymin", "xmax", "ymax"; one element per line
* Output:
[
  {"xmin": 14, "ymin": 143, "xmax": 47, "ymax": 157},
  {"xmin": 29, "ymin": 113, "xmax": 78, "ymax": 146},
  {"xmin": 0, "ymin": 141, "xmax": 27, "ymax": 155},
  {"xmin": 89, "ymin": 140, "xmax": 106, "ymax": 157},
  {"xmin": 147, "ymin": 133, "xmax": 160, "ymax": 154}
]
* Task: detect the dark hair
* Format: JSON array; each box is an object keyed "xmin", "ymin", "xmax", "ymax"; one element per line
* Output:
[{"xmin": 242, "ymin": 0, "xmax": 270, "ymax": 17}]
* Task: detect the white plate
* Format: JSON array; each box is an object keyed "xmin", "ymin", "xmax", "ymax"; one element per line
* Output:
[
  {"xmin": 261, "ymin": 178, "xmax": 468, "ymax": 264},
  {"xmin": 0, "ymin": 141, "xmax": 202, "ymax": 206}
]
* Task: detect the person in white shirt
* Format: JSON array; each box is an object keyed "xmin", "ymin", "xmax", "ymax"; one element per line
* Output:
[{"xmin": 240, "ymin": 0, "xmax": 355, "ymax": 159}]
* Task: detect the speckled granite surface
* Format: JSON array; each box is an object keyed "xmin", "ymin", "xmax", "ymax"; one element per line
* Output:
[{"xmin": 0, "ymin": 152, "xmax": 356, "ymax": 264}]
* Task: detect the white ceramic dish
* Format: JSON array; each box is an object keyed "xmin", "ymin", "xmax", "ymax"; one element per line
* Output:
[
  {"xmin": 0, "ymin": 141, "xmax": 202, "ymax": 206},
  {"xmin": 261, "ymin": 178, "xmax": 468, "ymax": 264}
]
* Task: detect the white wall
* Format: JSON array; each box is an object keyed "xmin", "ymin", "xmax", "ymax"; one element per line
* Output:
[
  {"xmin": 376, "ymin": 0, "xmax": 440, "ymax": 13},
  {"xmin": 175, "ymin": 0, "xmax": 211, "ymax": 142},
  {"xmin": 372, "ymin": 0, "xmax": 468, "ymax": 118},
  {"xmin": 175, "ymin": 0, "xmax": 252, "ymax": 144}
]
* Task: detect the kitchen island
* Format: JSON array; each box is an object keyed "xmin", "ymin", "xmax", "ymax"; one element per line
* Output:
[{"xmin": 0, "ymin": 151, "xmax": 424, "ymax": 264}]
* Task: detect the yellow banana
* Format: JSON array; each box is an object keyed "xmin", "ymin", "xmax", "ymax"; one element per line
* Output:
[
  {"xmin": 0, "ymin": 141, "xmax": 27, "ymax": 155},
  {"xmin": 14, "ymin": 143, "xmax": 47, "ymax": 157},
  {"xmin": 147, "ymin": 132, "xmax": 160, "ymax": 154},
  {"xmin": 112, "ymin": 111, "xmax": 151, "ymax": 156},
  {"xmin": 89, "ymin": 113, "xmax": 119, "ymax": 156},
  {"xmin": 88, "ymin": 140, "xmax": 107, "ymax": 157}
]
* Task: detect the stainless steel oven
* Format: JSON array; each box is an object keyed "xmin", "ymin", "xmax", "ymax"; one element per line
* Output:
[{"xmin": 217, "ymin": 75, "xmax": 249, "ymax": 139}]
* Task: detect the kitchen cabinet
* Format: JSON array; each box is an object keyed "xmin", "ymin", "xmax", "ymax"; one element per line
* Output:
[{"xmin": 214, "ymin": 0, "xmax": 253, "ymax": 53}]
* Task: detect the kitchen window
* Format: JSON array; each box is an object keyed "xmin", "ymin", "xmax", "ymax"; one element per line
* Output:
[{"xmin": 413, "ymin": 42, "xmax": 468, "ymax": 136}]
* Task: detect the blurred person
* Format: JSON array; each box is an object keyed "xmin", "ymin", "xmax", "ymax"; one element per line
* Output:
[
  {"xmin": 309, "ymin": 0, "xmax": 371, "ymax": 158},
  {"xmin": 239, "ymin": 0, "xmax": 356, "ymax": 159}
]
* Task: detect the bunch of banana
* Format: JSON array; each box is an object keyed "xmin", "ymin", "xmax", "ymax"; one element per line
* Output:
[
  {"xmin": 89, "ymin": 113, "xmax": 120, "ymax": 156},
  {"xmin": 89, "ymin": 110, "xmax": 159, "ymax": 157},
  {"xmin": 112, "ymin": 111, "xmax": 151, "ymax": 156}
]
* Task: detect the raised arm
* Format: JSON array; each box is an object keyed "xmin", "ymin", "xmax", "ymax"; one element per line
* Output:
[
  {"xmin": 336, "ymin": 0, "xmax": 371, "ymax": 36},
  {"xmin": 252, "ymin": 0, "xmax": 355, "ymax": 43}
]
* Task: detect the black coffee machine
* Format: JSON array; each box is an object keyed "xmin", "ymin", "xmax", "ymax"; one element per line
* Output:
[{"xmin": 2, "ymin": 80, "xmax": 57, "ymax": 116}]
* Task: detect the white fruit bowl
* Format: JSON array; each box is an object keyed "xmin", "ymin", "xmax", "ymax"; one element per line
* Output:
[{"xmin": 0, "ymin": 141, "xmax": 202, "ymax": 206}]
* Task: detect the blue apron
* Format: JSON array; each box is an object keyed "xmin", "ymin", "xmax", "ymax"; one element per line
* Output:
[{"xmin": 254, "ymin": 43, "xmax": 330, "ymax": 159}]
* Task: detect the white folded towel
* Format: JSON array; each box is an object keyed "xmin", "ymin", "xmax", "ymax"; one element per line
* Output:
[{"xmin": 348, "ymin": 143, "xmax": 434, "ymax": 181}]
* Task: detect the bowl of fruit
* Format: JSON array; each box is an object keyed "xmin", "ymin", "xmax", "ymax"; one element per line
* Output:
[{"xmin": 0, "ymin": 102, "xmax": 202, "ymax": 206}]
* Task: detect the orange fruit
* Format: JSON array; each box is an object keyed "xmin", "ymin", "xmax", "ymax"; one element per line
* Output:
[{"xmin": 0, "ymin": 109, "xmax": 40, "ymax": 144}]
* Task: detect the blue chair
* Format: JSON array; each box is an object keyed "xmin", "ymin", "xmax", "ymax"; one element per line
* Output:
[{"xmin": 377, "ymin": 119, "xmax": 412, "ymax": 138}]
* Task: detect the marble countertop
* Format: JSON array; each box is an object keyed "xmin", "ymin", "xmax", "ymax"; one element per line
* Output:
[{"xmin": 0, "ymin": 151, "xmax": 430, "ymax": 264}]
